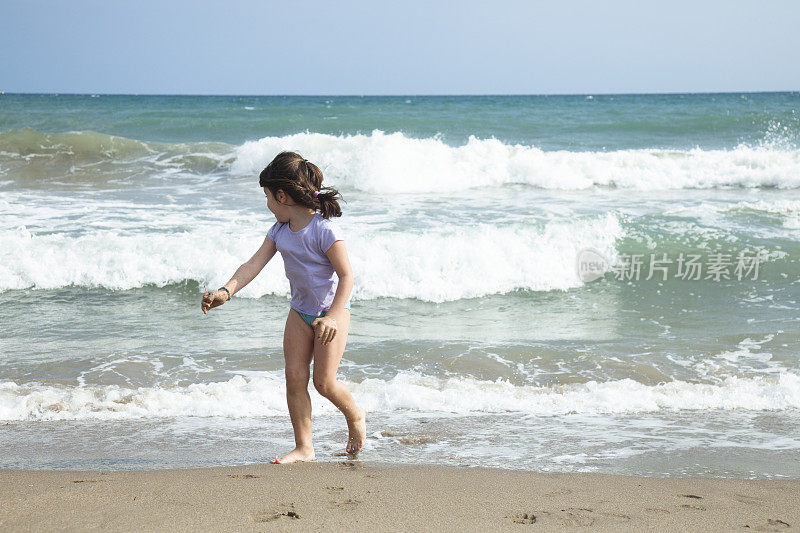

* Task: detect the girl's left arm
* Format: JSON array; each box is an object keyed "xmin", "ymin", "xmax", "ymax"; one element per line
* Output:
[
  {"xmin": 312, "ymin": 241, "xmax": 353, "ymax": 345},
  {"xmin": 326, "ymin": 240, "xmax": 353, "ymax": 315}
]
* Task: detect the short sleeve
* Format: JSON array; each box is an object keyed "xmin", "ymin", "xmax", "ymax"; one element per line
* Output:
[
  {"xmin": 317, "ymin": 219, "xmax": 343, "ymax": 254},
  {"xmin": 267, "ymin": 221, "xmax": 280, "ymax": 242}
]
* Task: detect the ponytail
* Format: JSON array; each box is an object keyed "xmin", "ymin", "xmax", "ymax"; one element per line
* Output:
[{"xmin": 314, "ymin": 186, "xmax": 342, "ymax": 218}]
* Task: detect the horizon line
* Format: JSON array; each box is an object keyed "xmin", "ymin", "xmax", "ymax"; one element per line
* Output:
[{"xmin": 1, "ymin": 89, "xmax": 798, "ymax": 98}]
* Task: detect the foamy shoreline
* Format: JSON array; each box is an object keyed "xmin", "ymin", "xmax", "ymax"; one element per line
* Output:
[{"xmin": 1, "ymin": 461, "xmax": 797, "ymax": 531}]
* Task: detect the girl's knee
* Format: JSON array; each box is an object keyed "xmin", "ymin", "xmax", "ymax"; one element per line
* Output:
[
  {"xmin": 312, "ymin": 376, "xmax": 336, "ymax": 397},
  {"xmin": 285, "ymin": 367, "xmax": 310, "ymax": 390}
]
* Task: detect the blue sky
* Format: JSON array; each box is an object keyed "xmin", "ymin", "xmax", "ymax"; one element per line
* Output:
[{"xmin": 1, "ymin": 0, "xmax": 798, "ymax": 95}]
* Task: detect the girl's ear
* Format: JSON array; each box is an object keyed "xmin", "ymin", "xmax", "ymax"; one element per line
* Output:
[{"xmin": 276, "ymin": 189, "xmax": 295, "ymax": 206}]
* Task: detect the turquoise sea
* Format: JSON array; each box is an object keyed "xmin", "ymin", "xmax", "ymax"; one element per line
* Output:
[{"xmin": 1, "ymin": 92, "xmax": 799, "ymax": 477}]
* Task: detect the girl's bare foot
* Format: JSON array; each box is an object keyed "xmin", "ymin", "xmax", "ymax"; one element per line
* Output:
[
  {"xmin": 270, "ymin": 446, "xmax": 316, "ymax": 464},
  {"xmin": 346, "ymin": 406, "xmax": 366, "ymax": 455}
]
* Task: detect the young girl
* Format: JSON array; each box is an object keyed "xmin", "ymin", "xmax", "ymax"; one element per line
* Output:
[{"xmin": 200, "ymin": 151, "xmax": 365, "ymax": 464}]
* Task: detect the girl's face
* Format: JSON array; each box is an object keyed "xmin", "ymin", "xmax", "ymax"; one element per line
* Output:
[
  {"xmin": 264, "ymin": 187, "xmax": 291, "ymax": 222},
  {"xmin": 265, "ymin": 186, "xmax": 315, "ymax": 222}
]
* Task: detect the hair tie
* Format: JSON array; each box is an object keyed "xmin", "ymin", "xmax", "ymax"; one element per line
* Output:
[{"xmin": 313, "ymin": 190, "xmax": 319, "ymax": 198}]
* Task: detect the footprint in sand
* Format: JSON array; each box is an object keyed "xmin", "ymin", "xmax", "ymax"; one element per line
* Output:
[
  {"xmin": 325, "ymin": 485, "xmax": 345, "ymax": 492},
  {"xmin": 523, "ymin": 508, "xmax": 630, "ymax": 527},
  {"xmin": 677, "ymin": 494, "xmax": 706, "ymax": 510},
  {"xmin": 679, "ymin": 504, "xmax": 707, "ymax": 511},
  {"xmin": 507, "ymin": 512, "xmax": 537, "ymax": 524},
  {"xmin": 744, "ymin": 519, "xmax": 791, "ymax": 531},
  {"xmin": 734, "ymin": 493, "xmax": 764, "ymax": 505},
  {"xmin": 251, "ymin": 503, "xmax": 301, "ymax": 523},
  {"xmin": 330, "ymin": 497, "xmax": 361, "ymax": 510}
]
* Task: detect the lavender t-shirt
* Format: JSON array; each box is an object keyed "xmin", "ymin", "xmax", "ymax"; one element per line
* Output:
[{"xmin": 267, "ymin": 212, "xmax": 347, "ymax": 315}]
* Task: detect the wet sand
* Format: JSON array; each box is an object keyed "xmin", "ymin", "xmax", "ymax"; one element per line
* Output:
[{"xmin": 0, "ymin": 461, "xmax": 798, "ymax": 531}]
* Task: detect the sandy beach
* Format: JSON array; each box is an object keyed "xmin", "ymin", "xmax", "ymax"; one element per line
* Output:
[
  {"xmin": 1, "ymin": 461, "xmax": 797, "ymax": 532},
  {"xmin": 4, "ymin": 1, "xmax": 800, "ymax": 531}
]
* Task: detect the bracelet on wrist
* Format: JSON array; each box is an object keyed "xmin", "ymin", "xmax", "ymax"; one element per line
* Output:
[{"xmin": 218, "ymin": 286, "xmax": 231, "ymax": 301}]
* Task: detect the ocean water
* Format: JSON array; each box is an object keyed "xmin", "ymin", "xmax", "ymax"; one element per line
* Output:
[{"xmin": 1, "ymin": 93, "xmax": 799, "ymax": 477}]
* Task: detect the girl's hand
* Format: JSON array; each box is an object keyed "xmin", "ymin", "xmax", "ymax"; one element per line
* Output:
[
  {"xmin": 201, "ymin": 290, "xmax": 228, "ymax": 314},
  {"xmin": 311, "ymin": 315, "xmax": 338, "ymax": 345}
]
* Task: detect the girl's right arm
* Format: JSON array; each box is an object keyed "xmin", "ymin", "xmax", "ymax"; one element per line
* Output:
[{"xmin": 201, "ymin": 235, "xmax": 278, "ymax": 314}]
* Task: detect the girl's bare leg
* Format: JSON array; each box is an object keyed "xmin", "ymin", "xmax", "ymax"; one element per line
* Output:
[
  {"xmin": 272, "ymin": 308, "xmax": 316, "ymax": 464},
  {"xmin": 311, "ymin": 310, "xmax": 366, "ymax": 455}
]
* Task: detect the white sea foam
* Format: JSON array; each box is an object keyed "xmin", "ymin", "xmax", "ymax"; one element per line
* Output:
[
  {"xmin": 2, "ymin": 371, "xmax": 798, "ymax": 421},
  {"xmin": 663, "ymin": 199, "xmax": 800, "ymax": 235},
  {"xmin": 0, "ymin": 212, "xmax": 624, "ymax": 300},
  {"xmin": 3, "ymin": 129, "xmax": 797, "ymax": 297},
  {"xmin": 231, "ymin": 130, "xmax": 800, "ymax": 192},
  {"xmin": 665, "ymin": 199, "xmax": 800, "ymax": 217},
  {"xmin": 4, "ymin": 129, "xmax": 799, "ymax": 190}
]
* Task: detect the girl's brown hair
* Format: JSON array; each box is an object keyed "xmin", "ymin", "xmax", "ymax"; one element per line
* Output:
[{"xmin": 259, "ymin": 151, "xmax": 343, "ymax": 218}]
